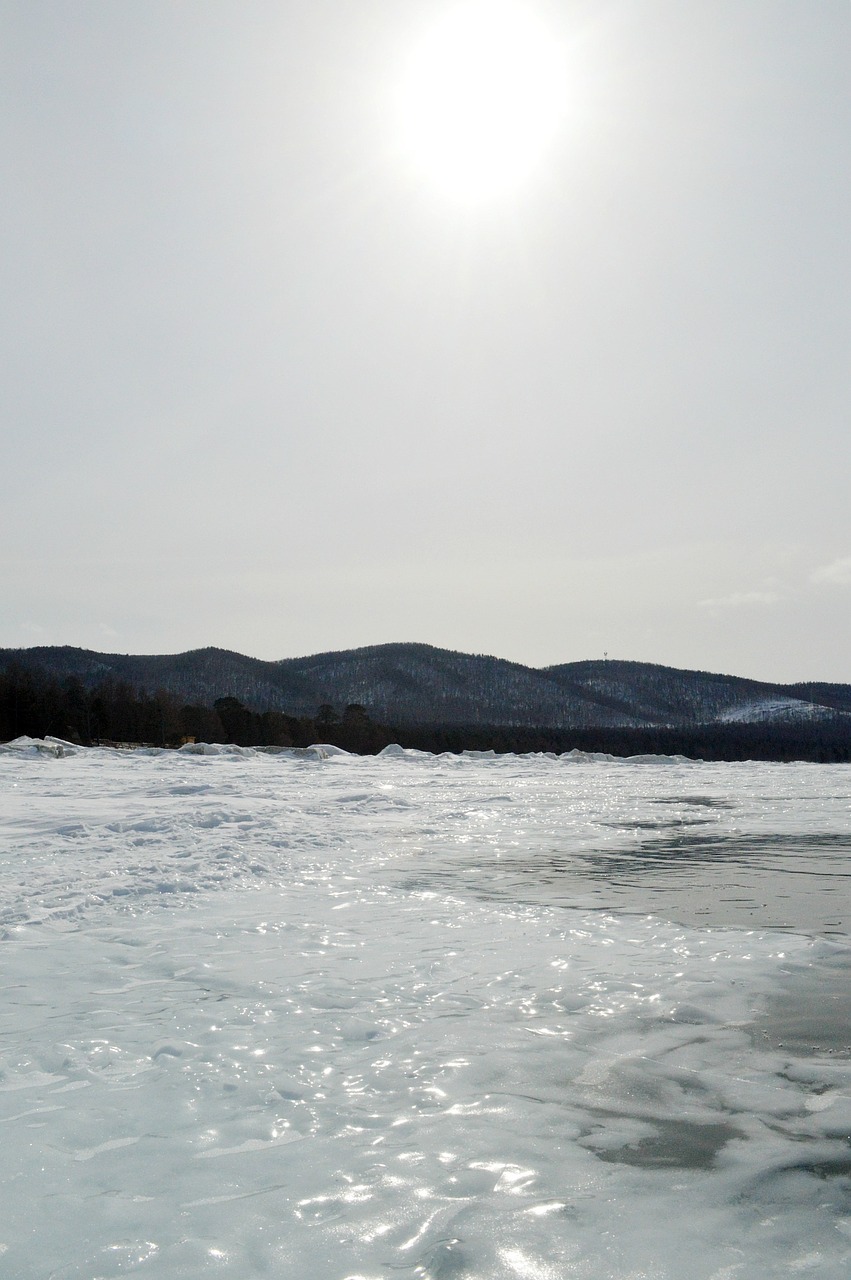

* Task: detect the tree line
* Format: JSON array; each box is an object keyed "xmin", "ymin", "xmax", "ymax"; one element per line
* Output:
[
  {"xmin": 390, "ymin": 721, "xmax": 851, "ymax": 763},
  {"xmin": 2, "ymin": 660, "xmax": 850, "ymax": 762},
  {"xmin": 0, "ymin": 663, "xmax": 389, "ymax": 753}
]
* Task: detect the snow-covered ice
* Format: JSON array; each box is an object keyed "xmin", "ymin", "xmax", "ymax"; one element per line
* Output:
[
  {"xmin": 0, "ymin": 742, "xmax": 849, "ymax": 1278},
  {"xmin": 716, "ymin": 698, "xmax": 838, "ymax": 723}
]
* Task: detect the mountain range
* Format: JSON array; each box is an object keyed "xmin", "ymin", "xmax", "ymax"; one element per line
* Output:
[{"xmin": 3, "ymin": 642, "xmax": 850, "ymax": 730}]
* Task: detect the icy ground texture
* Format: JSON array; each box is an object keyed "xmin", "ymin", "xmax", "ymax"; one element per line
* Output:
[{"xmin": 0, "ymin": 745, "xmax": 849, "ymax": 1279}]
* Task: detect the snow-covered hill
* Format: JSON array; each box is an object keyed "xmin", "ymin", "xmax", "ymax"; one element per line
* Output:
[{"xmin": 2, "ymin": 642, "xmax": 849, "ymax": 730}]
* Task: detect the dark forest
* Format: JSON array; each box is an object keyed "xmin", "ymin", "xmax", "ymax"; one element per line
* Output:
[{"xmin": 3, "ymin": 661, "xmax": 851, "ymax": 762}]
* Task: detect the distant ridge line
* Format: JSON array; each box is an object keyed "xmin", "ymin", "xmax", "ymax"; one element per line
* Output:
[{"xmin": 2, "ymin": 641, "xmax": 850, "ymax": 730}]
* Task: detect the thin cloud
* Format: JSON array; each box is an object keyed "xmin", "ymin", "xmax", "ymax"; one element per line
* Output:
[
  {"xmin": 698, "ymin": 590, "xmax": 783, "ymax": 613},
  {"xmin": 811, "ymin": 556, "xmax": 851, "ymax": 587}
]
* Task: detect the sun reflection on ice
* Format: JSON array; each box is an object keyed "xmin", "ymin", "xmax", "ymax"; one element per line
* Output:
[{"xmin": 500, "ymin": 1245, "xmax": 564, "ymax": 1278}]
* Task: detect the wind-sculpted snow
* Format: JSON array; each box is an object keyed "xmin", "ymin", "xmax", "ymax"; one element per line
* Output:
[{"xmin": 0, "ymin": 746, "xmax": 849, "ymax": 1278}]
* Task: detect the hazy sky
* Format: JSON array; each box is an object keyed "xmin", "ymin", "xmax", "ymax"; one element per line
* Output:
[{"xmin": 3, "ymin": 0, "xmax": 850, "ymax": 680}]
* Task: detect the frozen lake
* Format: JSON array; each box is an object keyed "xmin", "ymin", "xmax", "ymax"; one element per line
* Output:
[{"xmin": 1, "ymin": 741, "xmax": 849, "ymax": 1278}]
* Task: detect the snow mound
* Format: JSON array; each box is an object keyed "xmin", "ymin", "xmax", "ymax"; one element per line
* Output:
[
  {"xmin": 0, "ymin": 734, "xmax": 81, "ymax": 758},
  {"xmin": 559, "ymin": 748, "xmax": 694, "ymax": 765}
]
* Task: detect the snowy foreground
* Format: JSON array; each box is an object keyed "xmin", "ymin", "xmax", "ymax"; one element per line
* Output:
[{"xmin": 1, "ymin": 741, "xmax": 850, "ymax": 1280}]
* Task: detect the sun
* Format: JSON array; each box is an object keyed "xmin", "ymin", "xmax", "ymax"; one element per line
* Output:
[{"xmin": 394, "ymin": 0, "xmax": 566, "ymax": 204}]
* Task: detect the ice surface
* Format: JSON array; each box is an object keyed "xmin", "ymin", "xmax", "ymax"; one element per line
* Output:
[{"xmin": 0, "ymin": 745, "xmax": 849, "ymax": 1278}]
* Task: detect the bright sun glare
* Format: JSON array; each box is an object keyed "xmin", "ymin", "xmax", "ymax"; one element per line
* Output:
[{"xmin": 395, "ymin": 0, "xmax": 566, "ymax": 203}]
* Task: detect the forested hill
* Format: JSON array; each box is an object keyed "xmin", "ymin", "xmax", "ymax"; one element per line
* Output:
[{"xmin": 2, "ymin": 642, "xmax": 850, "ymax": 730}]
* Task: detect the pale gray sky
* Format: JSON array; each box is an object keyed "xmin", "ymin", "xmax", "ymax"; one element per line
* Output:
[{"xmin": 3, "ymin": 0, "xmax": 850, "ymax": 680}]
